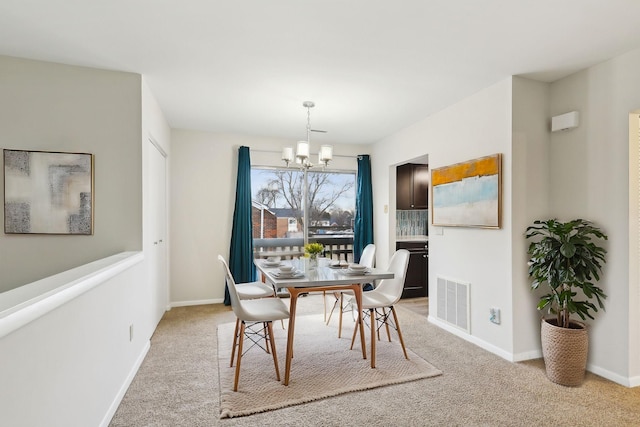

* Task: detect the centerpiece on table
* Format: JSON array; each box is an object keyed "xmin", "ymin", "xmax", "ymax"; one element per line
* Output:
[{"xmin": 304, "ymin": 242, "xmax": 324, "ymax": 269}]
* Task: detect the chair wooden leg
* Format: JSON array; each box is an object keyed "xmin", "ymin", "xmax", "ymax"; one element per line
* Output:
[
  {"xmin": 233, "ymin": 322, "xmax": 245, "ymax": 391},
  {"xmin": 391, "ymin": 307, "xmax": 409, "ymax": 360},
  {"xmin": 323, "ymin": 291, "xmax": 327, "ymax": 322},
  {"xmin": 370, "ymin": 308, "xmax": 376, "ymax": 368},
  {"xmin": 266, "ymin": 321, "xmax": 281, "ymax": 381},
  {"xmin": 230, "ymin": 318, "xmax": 240, "ymax": 367},
  {"xmin": 338, "ymin": 293, "xmax": 344, "ymax": 338},
  {"xmin": 383, "ymin": 307, "xmax": 392, "ymax": 342},
  {"xmin": 264, "ymin": 322, "xmax": 271, "ymax": 354}
]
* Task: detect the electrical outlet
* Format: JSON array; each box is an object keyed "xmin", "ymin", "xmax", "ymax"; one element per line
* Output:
[
  {"xmin": 129, "ymin": 324, "xmax": 134, "ymax": 341},
  {"xmin": 489, "ymin": 308, "xmax": 501, "ymax": 324}
]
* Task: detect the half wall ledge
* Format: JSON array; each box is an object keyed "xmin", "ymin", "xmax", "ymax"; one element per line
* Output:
[{"xmin": 0, "ymin": 251, "xmax": 144, "ymax": 339}]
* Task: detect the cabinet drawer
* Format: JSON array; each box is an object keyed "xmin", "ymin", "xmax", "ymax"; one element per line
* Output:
[{"xmin": 396, "ymin": 241, "xmax": 428, "ymax": 251}]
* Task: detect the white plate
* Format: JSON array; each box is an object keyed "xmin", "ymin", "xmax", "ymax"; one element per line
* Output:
[
  {"xmin": 273, "ymin": 271, "xmax": 304, "ymax": 278},
  {"xmin": 263, "ymin": 261, "xmax": 282, "ymax": 267}
]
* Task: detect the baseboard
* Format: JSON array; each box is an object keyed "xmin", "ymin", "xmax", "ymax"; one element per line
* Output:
[
  {"xmin": 428, "ymin": 315, "xmax": 515, "ymax": 361},
  {"xmin": 100, "ymin": 340, "xmax": 151, "ymax": 427},
  {"xmin": 512, "ymin": 349, "xmax": 543, "ymax": 362},
  {"xmin": 428, "ymin": 314, "xmax": 639, "ymax": 387},
  {"xmin": 587, "ymin": 363, "xmax": 640, "ymax": 388},
  {"xmin": 171, "ymin": 298, "xmax": 223, "ymax": 308}
]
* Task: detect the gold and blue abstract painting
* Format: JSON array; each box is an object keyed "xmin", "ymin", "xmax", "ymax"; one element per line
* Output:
[{"xmin": 431, "ymin": 154, "xmax": 501, "ymax": 228}]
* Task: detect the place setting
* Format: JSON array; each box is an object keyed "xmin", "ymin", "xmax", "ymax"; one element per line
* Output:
[
  {"xmin": 271, "ymin": 264, "xmax": 304, "ymax": 279},
  {"xmin": 328, "ymin": 260, "xmax": 349, "ymax": 269},
  {"xmin": 340, "ymin": 263, "xmax": 370, "ymax": 276},
  {"xmin": 262, "ymin": 256, "xmax": 283, "ymax": 267}
]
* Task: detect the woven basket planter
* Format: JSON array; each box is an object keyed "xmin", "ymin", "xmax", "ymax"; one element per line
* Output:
[{"xmin": 540, "ymin": 318, "xmax": 588, "ymax": 386}]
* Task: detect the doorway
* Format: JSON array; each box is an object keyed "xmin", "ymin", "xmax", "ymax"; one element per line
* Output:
[{"xmin": 394, "ymin": 154, "xmax": 429, "ymax": 301}]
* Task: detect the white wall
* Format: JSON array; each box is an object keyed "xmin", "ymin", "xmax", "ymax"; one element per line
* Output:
[
  {"xmin": 0, "ymin": 254, "xmax": 148, "ymax": 427},
  {"xmin": 0, "ymin": 56, "xmax": 143, "ymax": 292},
  {"xmin": 372, "ymin": 78, "xmax": 520, "ymax": 358},
  {"xmin": 549, "ymin": 48, "xmax": 640, "ymax": 385},
  {"xmin": 630, "ymin": 111, "xmax": 640, "ymax": 383},
  {"xmin": 169, "ymin": 129, "xmax": 365, "ymax": 305},
  {"xmin": 511, "ymin": 77, "xmax": 550, "ymax": 358}
]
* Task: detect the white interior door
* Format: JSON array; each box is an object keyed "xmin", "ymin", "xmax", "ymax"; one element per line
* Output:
[{"xmin": 149, "ymin": 139, "xmax": 168, "ymax": 323}]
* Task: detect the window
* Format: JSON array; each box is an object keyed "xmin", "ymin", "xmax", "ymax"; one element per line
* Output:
[{"xmin": 251, "ymin": 167, "xmax": 355, "ymax": 239}]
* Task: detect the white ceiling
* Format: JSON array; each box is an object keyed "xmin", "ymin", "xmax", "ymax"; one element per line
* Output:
[{"xmin": 2, "ymin": 1, "xmax": 640, "ymax": 145}]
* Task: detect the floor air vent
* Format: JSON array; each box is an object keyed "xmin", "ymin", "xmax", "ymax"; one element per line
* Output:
[{"xmin": 436, "ymin": 276, "xmax": 470, "ymax": 333}]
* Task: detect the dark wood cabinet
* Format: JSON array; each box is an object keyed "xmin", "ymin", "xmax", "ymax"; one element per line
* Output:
[
  {"xmin": 396, "ymin": 163, "xmax": 429, "ymax": 210},
  {"xmin": 396, "ymin": 164, "xmax": 413, "ymax": 210},
  {"xmin": 396, "ymin": 241, "xmax": 428, "ymax": 299}
]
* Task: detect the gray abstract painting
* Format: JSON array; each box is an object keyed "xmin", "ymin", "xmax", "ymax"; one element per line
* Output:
[{"xmin": 4, "ymin": 149, "xmax": 93, "ymax": 234}]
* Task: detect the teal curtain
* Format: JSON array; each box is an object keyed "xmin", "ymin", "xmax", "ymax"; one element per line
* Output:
[
  {"xmin": 353, "ymin": 154, "xmax": 374, "ymax": 263},
  {"xmin": 225, "ymin": 146, "xmax": 256, "ymax": 305}
]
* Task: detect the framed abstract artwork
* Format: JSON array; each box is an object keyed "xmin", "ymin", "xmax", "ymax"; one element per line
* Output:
[
  {"xmin": 431, "ymin": 153, "xmax": 502, "ymax": 228},
  {"xmin": 4, "ymin": 149, "xmax": 94, "ymax": 235}
]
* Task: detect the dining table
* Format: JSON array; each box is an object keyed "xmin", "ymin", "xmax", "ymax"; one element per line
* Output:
[{"xmin": 254, "ymin": 257, "xmax": 394, "ymax": 386}]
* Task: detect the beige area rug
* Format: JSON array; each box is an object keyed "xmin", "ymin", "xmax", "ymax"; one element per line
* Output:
[{"xmin": 217, "ymin": 313, "xmax": 442, "ymax": 418}]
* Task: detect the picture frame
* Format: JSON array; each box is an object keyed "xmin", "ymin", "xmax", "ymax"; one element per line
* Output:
[
  {"xmin": 4, "ymin": 149, "xmax": 94, "ymax": 235},
  {"xmin": 431, "ymin": 153, "xmax": 502, "ymax": 228}
]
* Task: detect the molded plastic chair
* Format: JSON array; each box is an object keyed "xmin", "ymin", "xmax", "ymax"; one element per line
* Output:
[
  {"xmin": 349, "ymin": 249, "xmax": 410, "ymax": 368},
  {"xmin": 218, "ymin": 255, "xmax": 290, "ymax": 391},
  {"xmin": 326, "ymin": 243, "xmax": 376, "ymax": 337},
  {"xmin": 218, "ymin": 256, "xmax": 277, "ymax": 367}
]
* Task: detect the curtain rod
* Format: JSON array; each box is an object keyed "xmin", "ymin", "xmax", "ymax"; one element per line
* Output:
[{"xmin": 249, "ymin": 148, "xmax": 359, "ymax": 159}]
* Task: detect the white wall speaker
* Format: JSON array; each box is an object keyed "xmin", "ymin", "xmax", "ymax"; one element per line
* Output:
[{"xmin": 551, "ymin": 111, "xmax": 579, "ymax": 132}]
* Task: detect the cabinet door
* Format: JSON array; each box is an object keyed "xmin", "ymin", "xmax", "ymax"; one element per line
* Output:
[
  {"xmin": 402, "ymin": 250, "xmax": 427, "ymax": 298},
  {"xmin": 412, "ymin": 164, "xmax": 429, "ymax": 209},
  {"xmin": 396, "ymin": 164, "xmax": 413, "ymax": 209},
  {"xmin": 398, "ymin": 241, "xmax": 428, "ymax": 299}
]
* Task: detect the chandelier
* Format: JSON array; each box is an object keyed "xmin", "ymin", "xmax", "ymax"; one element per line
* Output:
[{"xmin": 282, "ymin": 101, "xmax": 333, "ymax": 169}]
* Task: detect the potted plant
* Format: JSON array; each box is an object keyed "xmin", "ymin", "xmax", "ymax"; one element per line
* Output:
[
  {"xmin": 304, "ymin": 242, "xmax": 324, "ymax": 269},
  {"xmin": 525, "ymin": 218, "xmax": 607, "ymax": 386}
]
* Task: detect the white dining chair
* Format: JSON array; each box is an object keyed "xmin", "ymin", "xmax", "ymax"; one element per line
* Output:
[
  {"xmin": 217, "ymin": 255, "xmax": 277, "ymax": 368},
  {"xmin": 218, "ymin": 255, "xmax": 276, "ymax": 367},
  {"xmin": 349, "ymin": 249, "xmax": 410, "ymax": 368},
  {"xmin": 326, "ymin": 243, "xmax": 376, "ymax": 337},
  {"xmin": 218, "ymin": 255, "xmax": 290, "ymax": 391}
]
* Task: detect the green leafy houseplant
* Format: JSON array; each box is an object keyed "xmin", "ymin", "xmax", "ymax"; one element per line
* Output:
[{"xmin": 526, "ymin": 218, "xmax": 608, "ymax": 328}]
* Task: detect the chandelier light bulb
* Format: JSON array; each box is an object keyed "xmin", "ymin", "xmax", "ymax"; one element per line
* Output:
[
  {"xmin": 296, "ymin": 141, "xmax": 310, "ymax": 160},
  {"xmin": 282, "ymin": 147, "xmax": 294, "ymax": 164}
]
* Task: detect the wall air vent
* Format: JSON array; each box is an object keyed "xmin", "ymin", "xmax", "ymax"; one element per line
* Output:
[{"xmin": 436, "ymin": 276, "xmax": 470, "ymax": 333}]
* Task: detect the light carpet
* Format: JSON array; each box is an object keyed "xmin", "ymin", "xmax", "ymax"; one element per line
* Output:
[{"xmin": 217, "ymin": 313, "xmax": 442, "ymax": 418}]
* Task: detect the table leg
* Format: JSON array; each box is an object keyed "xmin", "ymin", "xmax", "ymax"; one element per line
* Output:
[
  {"xmin": 350, "ymin": 284, "xmax": 367, "ymax": 360},
  {"xmin": 283, "ymin": 287, "xmax": 300, "ymax": 386}
]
